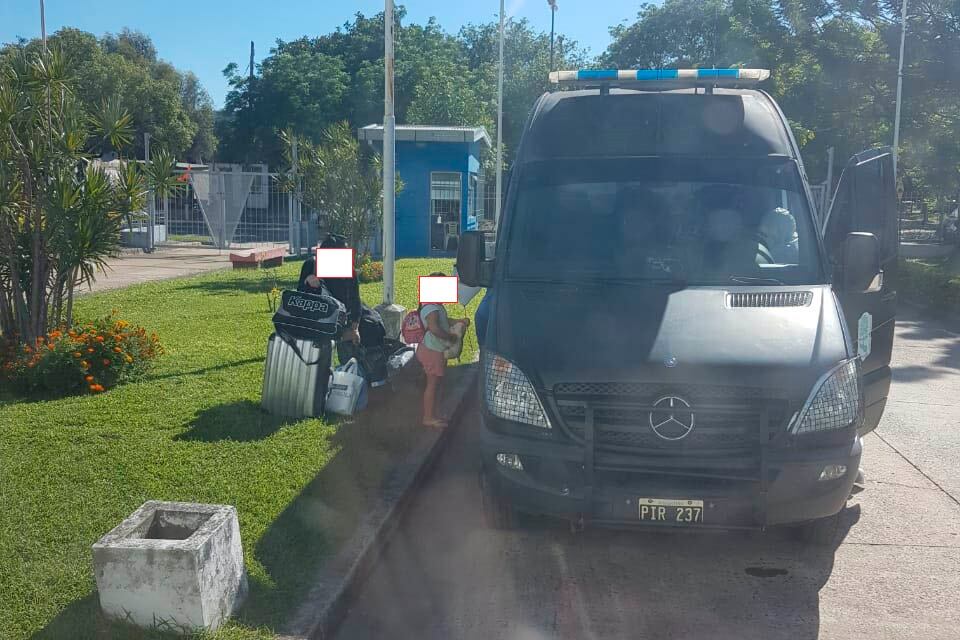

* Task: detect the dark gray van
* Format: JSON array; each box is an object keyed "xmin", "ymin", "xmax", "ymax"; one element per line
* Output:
[{"xmin": 457, "ymin": 69, "xmax": 897, "ymax": 543}]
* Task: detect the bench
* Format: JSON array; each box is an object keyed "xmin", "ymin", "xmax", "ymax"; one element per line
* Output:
[{"xmin": 229, "ymin": 246, "xmax": 286, "ymax": 269}]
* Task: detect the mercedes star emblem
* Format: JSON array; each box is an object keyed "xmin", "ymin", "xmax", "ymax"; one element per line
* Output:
[{"xmin": 649, "ymin": 395, "xmax": 695, "ymax": 441}]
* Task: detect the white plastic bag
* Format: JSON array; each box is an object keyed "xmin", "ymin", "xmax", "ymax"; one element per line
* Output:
[
  {"xmin": 325, "ymin": 358, "xmax": 367, "ymax": 416},
  {"xmin": 454, "ymin": 266, "xmax": 481, "ymax": 306}
]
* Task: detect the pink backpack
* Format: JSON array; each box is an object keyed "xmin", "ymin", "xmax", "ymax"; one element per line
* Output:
[{"xmin": 401, "ymin": 309, "xmax": 426, "ymax": 344}]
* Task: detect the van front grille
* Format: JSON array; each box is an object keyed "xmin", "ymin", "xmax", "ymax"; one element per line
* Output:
[{"xmin": 551, "ymin": 382, "xmax": 789, "ymax": 453}]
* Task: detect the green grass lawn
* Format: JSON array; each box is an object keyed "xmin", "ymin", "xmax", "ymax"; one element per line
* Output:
[
  {"xmin": 899, "ymin": 256, "xmax": 960, "ymax": 314},
  {"xmin": 0, "ymin": 258, "xmax": 482, "ymax": 640}
]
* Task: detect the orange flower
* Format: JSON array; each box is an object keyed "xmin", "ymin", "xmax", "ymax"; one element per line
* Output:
[
  {"xmin": 124, "ymin": 355, "xmax": 133, "ymax": 364},
  {"xmin": 73, "ymin": 351, "xmax": 82, "ymax": 358},
  {"xmin": 80, "ymin": 360, "xmax": 89, "ymax": 369},
  {"xmin": 89, "ymin": 384, "xmax": 105, "ymax": 393},
  {"xmin": 85, "ymin": 375, "xmax": 94, "ymax": 382},
  {"xmin": 27, "ymin": 361, "xmax": 35, "ymax": 368},
  {"xmin": 23, "ymin": 346, "xmax": 31, "ymax": 353},
  {"xmin": 95, "ymin": 336, "xmax": 105, "ymax": 343},
  {"xmin": 86, "ymin": 348, "xmax": 95, "ymax": 353},
  {"xmin": 47, "ymin": 343, "xmax": 56, "ymax": 351},
  {"xmin": 113, "ymin": 346, "xmax": 122, "ymax": 353}
]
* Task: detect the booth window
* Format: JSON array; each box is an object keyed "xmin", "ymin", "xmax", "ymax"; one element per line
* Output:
[{"xmin": 431, "ymin": 172, "xmax": 462, "ymax": 252}]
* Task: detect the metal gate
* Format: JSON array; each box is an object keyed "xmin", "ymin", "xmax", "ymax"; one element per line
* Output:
[{"xmin": 152, "ymin": 167, "xmax": 302, "ymax": 251}]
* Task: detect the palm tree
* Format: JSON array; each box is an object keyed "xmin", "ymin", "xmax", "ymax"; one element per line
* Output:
[{"xmin": 0, "ymin": 46, "xmax": 149, "ymax": 341}]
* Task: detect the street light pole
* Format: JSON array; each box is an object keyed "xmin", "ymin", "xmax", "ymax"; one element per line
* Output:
[
  {"xmin": 495, "ymin": 0, "xmax": 505, "ymax": 226},
  {"xmin": 375, "ymin": 0, "xmax": 406, "ymax": 339},
  {"xmin": 383, "ymin": 0, "xmax": 396, "ymax": 306},
  {"xmin": 892, "ymin": 0, "xmax": 908, "ymax": 178}
]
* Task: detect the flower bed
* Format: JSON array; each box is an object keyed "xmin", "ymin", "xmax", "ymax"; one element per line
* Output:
[
  {"xmin": 358, "ymin": 255, "xmax": 384, "ymax": 283},
  {"xmin": 1, "ymin": 314, "xmax": 163, "ymax": 396}
]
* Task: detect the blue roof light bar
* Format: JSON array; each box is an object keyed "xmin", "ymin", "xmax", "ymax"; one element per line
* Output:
[{"xmin": 548, "ymin": 68, "xmax": 770, "ymax": 86}]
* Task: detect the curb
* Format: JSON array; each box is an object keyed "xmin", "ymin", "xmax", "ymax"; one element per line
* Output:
[{"xmin": 278, "ymin": 363, "xmax": 478, "ymax": 640}]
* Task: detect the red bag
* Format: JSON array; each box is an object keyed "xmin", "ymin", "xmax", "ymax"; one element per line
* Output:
[{"xmin": 401, "ymin": 310, "xmax": 426, "ymax": 345}]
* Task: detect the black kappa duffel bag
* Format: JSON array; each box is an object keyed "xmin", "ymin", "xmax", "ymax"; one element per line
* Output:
[{"xmin": 272, "ymin": 289, "xmax": 348, "ymax": 344}]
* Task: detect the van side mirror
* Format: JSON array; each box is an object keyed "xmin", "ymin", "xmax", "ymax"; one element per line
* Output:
[
  {"xmin": 457, "ymin": 230, "xmax": 494, "ymax": 287},
  {"xmin": 842, "ymin": 232, "xmax": 881, "ymax": 293}
]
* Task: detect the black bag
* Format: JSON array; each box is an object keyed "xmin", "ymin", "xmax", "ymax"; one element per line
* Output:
[
  {"xmin": 357, "ymin": 306, "xmax": 386, "ymax": 345},
  {"xmin": 273, "ymin": 290, "xmax": 348, "ymax": 344},
  {"xmin": 338, "ymin": 338, "xmax": 412, "ymax": 387}
]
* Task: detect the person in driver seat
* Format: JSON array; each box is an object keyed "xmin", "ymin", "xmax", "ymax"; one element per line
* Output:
[{"xmin": 758, "ymin": 207, "xmax": 799, "ymax": 264}]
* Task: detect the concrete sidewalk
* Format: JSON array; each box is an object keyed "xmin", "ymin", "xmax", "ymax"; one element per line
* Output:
[{"xmin": 81, "ymin": 247, "xmax": 234, "ymax": 294}]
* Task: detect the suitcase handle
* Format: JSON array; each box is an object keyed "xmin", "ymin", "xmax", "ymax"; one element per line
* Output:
[{"xmin": 277, "ymin": 330, "xmax": 330, "ymax": 366}]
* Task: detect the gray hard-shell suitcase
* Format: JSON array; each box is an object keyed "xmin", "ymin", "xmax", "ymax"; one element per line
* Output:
[{"xmin": 261, "ymin": 333, "xmax": 334, "ymax": 418}]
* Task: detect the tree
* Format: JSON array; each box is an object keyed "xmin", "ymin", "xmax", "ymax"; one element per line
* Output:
[
  {"xmin": 0, "ymin": 28, "xmax": 217, "ymax": 163},
  {"xmin": 219, "ymin": 42, "xmax": 348, "ymax": 165},
  {"xmin": 0, "ymin": 47, "xmax": 153, "ymax": 342},
  {"xmin": 216, "ymin": 11, "xmax": 585, "ymax": 166},
  {"xmin": 458, "ymin": 18, "xmax": 588, "ymax": 156},
  {"xmin": 603, "ymin": 0, "xmax": 960, "ymax": 202},
  {"xmin": 406, "ymin": 60, "xmax": 493, "ymax": 131},
  {"xmin": 279, "ymin": 122, "xmax": 394, "ymax": 254}
]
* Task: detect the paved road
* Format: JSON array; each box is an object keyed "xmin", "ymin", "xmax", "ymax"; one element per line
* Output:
[
  {"xmin": 83, "ymin": 247, "xmax": 233, "ymax": 293},
  {"xmin": 335, "ymin": 307, "xmax": 960, "ymax": 640}
]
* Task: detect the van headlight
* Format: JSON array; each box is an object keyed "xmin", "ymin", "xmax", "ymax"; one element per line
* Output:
[
  {"xmin": 791, "ymin": 358, "xmax": 863, "ymax": 434},
  {"xmin": 483, "ymin": 353, "xmax": 551, "ymax": 429}
]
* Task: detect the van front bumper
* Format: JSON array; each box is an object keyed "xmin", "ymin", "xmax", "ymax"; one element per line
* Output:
[{"xmin": 481, "ymin": 417, "xmax": 861, "ymax": 530}]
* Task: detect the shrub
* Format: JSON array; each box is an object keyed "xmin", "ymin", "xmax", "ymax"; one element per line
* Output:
[
  {"xmin": 0, "ymin": 315, "xmax": 163, "ymax": 397},
  {"xmin": 899, "ymin": 258, "xmax": 960, "ymax": 312},
  {"xmin": 359, "ymin": 259, "xmax": 384, "ymax": 283}
]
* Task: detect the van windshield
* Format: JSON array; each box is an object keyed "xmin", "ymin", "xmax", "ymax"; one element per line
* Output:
[{"xmin": 506, "ymin": 157, "xmax": 824, "ymax": 286}]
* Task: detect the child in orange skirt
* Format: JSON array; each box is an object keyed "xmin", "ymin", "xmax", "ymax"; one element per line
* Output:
[{"xmin": 416, "ymin": 273, "xmax": 469, "ymax": 428}]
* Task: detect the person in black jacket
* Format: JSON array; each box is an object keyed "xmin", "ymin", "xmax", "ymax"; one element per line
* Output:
[{"xmin": 298, "ymin": 233, "xmax": 363, "ymax": 345}]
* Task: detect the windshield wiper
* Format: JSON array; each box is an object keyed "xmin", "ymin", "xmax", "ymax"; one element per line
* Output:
[{"xmin": 729, "ymin": 275, "xmax": 786, "ymax": 286}]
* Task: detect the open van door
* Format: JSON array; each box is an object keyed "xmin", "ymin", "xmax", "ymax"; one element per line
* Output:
[{"xmin": 822, "ymin": 148, "xmax": 898, "ymax": 435}]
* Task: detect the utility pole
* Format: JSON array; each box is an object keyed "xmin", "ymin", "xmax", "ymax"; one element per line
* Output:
[
  {"xmin": 145, "ymin": 133, "xmax": 155, "ymax": 252},
  {"xmin": 824, "ymin": 146, "xmax": 835, "ymax": 214},
  {"xmin": 377, "ymin": 0, "xmax": 405, "ymax": 337},
  {"xmin": 495, "ymin": 0, "xmax": 505, "ymax": 226},
  {"xmin": 548, "ymin": 0, "xmax": 557, "ymax": 72},
  {"xmin": 40, "ymin": 0, "xmax": 46, "ymax": 48},
  {"xmin": 892, "ymin": 0, "xmax": 908, "ymax": 178},
  {"xmin": 289, "ymin": 137, "xmax": 299, "ymax": 255}
]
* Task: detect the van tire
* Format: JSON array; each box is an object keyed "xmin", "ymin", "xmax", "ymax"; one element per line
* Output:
[
  {"xmin": 479, "ymin": 468, "xmax": 515, "ymax": 530},
  {"xmin": 794, "ymin": 512, "xmax": 841, "ymax": 546}
]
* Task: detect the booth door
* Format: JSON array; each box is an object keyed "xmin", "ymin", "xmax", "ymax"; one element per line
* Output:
[{"xmin": 430, "ymin": 172, "xmax": 462, "ymax": 253}]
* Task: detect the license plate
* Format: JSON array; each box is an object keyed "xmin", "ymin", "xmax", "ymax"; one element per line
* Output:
[{"xmin": 638, "ymin": 498, "xmax": 704, "ymax": 524}]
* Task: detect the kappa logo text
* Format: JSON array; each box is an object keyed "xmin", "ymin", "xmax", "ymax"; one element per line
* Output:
[{"xmin": 288, "ymin": 296, "xmax": 329, "ymax": 314}]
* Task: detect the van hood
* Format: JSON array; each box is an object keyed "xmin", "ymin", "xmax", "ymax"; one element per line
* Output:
[{"xmin": 492, "ymin": 284, "xmax": 847, "ymax": 396}]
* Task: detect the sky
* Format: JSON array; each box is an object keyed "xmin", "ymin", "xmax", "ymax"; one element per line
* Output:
[{"xmin": 1, "ymin": 1, "xmax": 648, "ymax": 108}]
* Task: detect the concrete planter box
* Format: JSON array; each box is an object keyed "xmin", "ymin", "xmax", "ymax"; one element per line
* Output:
[{"xmin": 92, "ymin": 501, "xmax": 247, "ymax": 632}]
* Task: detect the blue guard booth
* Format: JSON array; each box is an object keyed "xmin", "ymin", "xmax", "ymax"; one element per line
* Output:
[{"xmin": 358, "ymin": 125, "xmax": 491, "ymax": 257}]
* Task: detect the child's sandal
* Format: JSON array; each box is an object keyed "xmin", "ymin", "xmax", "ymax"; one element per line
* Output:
[{"xmin": 422, "ymin": 418, "xmax": 449, "ymax": 429}]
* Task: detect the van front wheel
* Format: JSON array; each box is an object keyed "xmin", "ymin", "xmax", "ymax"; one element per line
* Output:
[{"xmin": 479, "ymin": 468, "xmax": 515, "ymax": 530}]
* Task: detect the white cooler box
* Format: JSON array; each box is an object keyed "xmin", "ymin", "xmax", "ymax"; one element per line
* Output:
[{"xmin": 261, "ymin": 333, "xmax": 334, "ymax": 418}]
